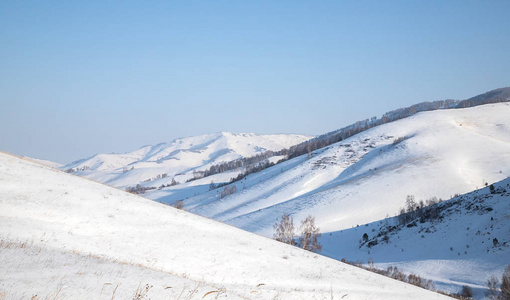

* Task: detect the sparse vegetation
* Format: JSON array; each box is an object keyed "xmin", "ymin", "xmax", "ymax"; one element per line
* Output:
[
  {"xmin": 392, "ymin": 136, "xmax": 407, "ymax": 145},
  {"xmin": 486, "ymin": 265, "xmax": 510, "ymax": 300},
  {"xmin": 273, "ymin": 214, "xmax": 322, "ymax": 252},
  {"xmin": 339, "ymin": 258, "xmax": 488, "ymax": 299},
  {"xmin": 132, "ymin": 284, "xmax": 152, "ymax": 300},
  {"xmin": 173, "ymin": 92, "xmax": 510, "ymax": 187},
  {"xmin": 220, "ymin": 185, "xmax": 237, "ymax": 198},
  {"xmin": 298, "ymin": 215, "xmax": 322, "ymax": 253},
  {"xmin": 273, "ymin": 214, "xmax": 296, "ymax": 246},
  {"xmin": 125, "ymin": 184, "xmax": 156, "ymax": 195},
  {"xmin": 341, "ymin": 259, "xmax": 435, "ymax": 291},
  {"xmin": 173, "ymin": 200, "xmax": 184, "ymax": 210},
  {"xmin": 460, "ymin": 285, "xmax": 473, "ymax": 299}
]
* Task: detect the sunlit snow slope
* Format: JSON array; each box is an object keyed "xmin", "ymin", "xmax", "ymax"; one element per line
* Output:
[
  {"xmin": 0, "ymin": 152, "xmax": 451, "ymax": 299},
  {"xmin": 174, "ymin": 103, "xmax": 510, "ymax": 237},
  {"xmin": 321, "ymin": 178, "xmax": 510, "ymax": 299},
  {"xmin": 62, "ymin": 132, "xmax": 311, "ymax": 189}
]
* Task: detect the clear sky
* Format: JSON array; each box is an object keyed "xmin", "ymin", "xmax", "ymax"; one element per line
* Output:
[{"xmin": 1, "ymin": 1, "xmax": 509, "ymax": 164}]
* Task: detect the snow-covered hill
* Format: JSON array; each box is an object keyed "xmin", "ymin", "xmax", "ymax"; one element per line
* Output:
[
  {"xmin": 0, "ymin": 152, "xmax": 451, "ymax": 299},
  {"xmin": 321, "ymin": 177, "xmax": 510, "ymax": 299},
  {"xmin": 23, "ymin": 156, "xmax": 63, "ymax": 169},
  {"xmin": 173, "ymin": 103, "xmax": 510, "ymax": 237},
  {"xmin": 62, "ymin": 132, "xmax": 311, "ymax": 189}
]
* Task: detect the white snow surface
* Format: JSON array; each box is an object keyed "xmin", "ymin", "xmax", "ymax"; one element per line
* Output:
[
  {"xmin": 321, "ymin": 178, "xmax": 510, "ymax": 299},
  {"xmin": 62, "ymin": 132, "xmax": 312, "ymax": 189},
  {"xmin": 173, "ymin": 103, "xmax": 510, "ymax": 237},
  {"xmin": 23, "ymin": 156, "xmax": 63, "ymax": 169},
  {"xmin": 0, "ymin": 152, "xmax": 451, "ymax": 299}
]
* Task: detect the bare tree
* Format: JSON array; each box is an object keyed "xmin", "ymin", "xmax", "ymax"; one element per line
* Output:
[
  {"xmin": 487, "ymin": 275, "xmax": 501, "ymax": 300},
  {"xmin": 502, "ymin": 266, "xmax": 510, "ymax": 300},
  {"xmin": 273, "ymin": 214, "xmax": 296, "ymax": 246},
  {"xmin": 298, "ymin": 215, "xmax": 322, "ymax": 252}
]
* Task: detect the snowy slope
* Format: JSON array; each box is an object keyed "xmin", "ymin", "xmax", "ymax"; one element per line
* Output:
[
  {"xmin": 22, "ymin": 156, "xmax": 63, "ymax": 169},
  {"xmin": 173, "ymin": 103, "xmax": 510, "ymax": 237},
  {"xmin": 62, "ymin": 132, "xmax": 311, "ymax": 189},
  {"xmin": 320, "ymin": 178, "xmax": 510, "ymax": 299},
  {"xmin": 0, "ymin": 152, "xmax": 451, "ymax": 299}
]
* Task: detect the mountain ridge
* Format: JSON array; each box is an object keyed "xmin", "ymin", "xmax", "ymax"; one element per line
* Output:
[{"xmin": 62, "ymin": 132, "xmax": 312, "ymax": 188}]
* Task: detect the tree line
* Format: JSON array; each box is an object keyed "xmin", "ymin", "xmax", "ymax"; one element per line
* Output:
[{"xmin": 185, "ymin": 92, "xmax": 510, "ymax": 187}]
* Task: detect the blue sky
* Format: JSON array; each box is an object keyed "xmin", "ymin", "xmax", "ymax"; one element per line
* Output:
[{"xmin": 1, "ymin": 1, "xmax": 509, "ymax": 164}]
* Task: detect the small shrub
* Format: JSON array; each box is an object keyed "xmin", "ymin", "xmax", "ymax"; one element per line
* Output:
[
  {"xmin": 393, "ymin": 136, "xmax": 407, "ymax": 145},
  {"xmin": 173, "ymin": 200, "xmax": 184, "ymax": 210},
  {"xmin": 133, "ymin": 284, "xmax": 152, "ymax": 300},
  {"xmin": 460, "ymin": 285, "xmax": 473, "ymax": 298},
  {"xmin": 362, "ymin": 233, "xmax": 369, "ymax": 243}
]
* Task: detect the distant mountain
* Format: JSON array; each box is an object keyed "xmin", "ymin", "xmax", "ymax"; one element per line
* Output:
[{"xmin": 62, "ymin": 132, "xmax": 312, "ymax": 189}]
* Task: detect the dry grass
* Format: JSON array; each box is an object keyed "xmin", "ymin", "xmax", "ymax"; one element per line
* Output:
[{"xmin": 0, "ymin": 236, "xmax": 231, "ymax": 300}]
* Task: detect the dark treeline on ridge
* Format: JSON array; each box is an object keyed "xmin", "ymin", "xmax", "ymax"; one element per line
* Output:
[{"xmin": 188, "ymin": 87, "xmax": 510, "ymax": 185}]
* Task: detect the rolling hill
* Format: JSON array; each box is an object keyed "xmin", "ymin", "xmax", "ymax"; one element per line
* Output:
[
  {"xmin": 62, "ymin": 132, "xmax": 311, "ymax": 189},
  {"xmin": 321, "ymin": 177, "xmax": 510, "ymax": 299},
  {"xmin": 174, "ymin": 103, "xmax": 510, "ymax": 237},
  {"xmin": 0, "ymin": 152, "xmax": 451, "ymax": 299}
]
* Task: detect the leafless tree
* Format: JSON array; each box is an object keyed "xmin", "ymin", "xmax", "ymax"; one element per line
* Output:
[
  {"xmin": 298, "ymin": 215, "xmax": 322, "ymax": 252},
  {"xmin": 502, "ymin": 266, "xmax": 510, "ymax": 300},
  {"xmin": 273, "ymin": 214, "xmax": 296, "ymax": 246},
  {"xmin": 487, "ymin": 275, "xmax": 501, "ymax": 300}
]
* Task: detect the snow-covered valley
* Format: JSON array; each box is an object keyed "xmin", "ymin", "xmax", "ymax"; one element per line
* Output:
[
  {"xmin": 171, "ymin": 103, "xmax": 510, "ymax": 238},
  {"xmin": 0, "ymin": 152, "xmax": 451, "ymax": 299},
  {"xmin": 3, "ymin": 100, "xmax": 510, "ymax": 299},
  {"xmin": 50, "ymin": 102, "xmax": 510, "ymax": 299}
]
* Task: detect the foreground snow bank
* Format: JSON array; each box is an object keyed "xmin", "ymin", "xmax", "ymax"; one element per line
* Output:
[{"xmin": 0, "ymin": 152, "xmax": 450, "ymax": 299}]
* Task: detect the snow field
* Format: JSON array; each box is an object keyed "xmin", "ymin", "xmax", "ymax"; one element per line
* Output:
[
  {"xmin": 320, "ymin": 179, "xmax": 510, "ymax": 299},
  {"xmin": 0, "ymin": 152, "xmax": 451, "ymax": 299},
  {"xmin": 175, "ymin": 103, "xmax": 510, "ymax": 237}
]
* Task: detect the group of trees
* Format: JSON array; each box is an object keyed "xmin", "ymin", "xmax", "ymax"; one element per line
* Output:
[
  {"xmin": 359, "ymin": 195, "xmax": 448, "ymax": 250},
  {"xmin": 220, "ymin": 185, "xmax": 237, "ymax": 198},
  {"xmin": 341, "ymin": 259, "xmax": 436, "ymax": 292},
  {"xmin": 396, "ymin": 195, "xmax": 443, "ymax": 226},
  {"xmin": 273, "ymin": 214, "xmax": 322, "ymax": 253},
  {"xmin": 456, "ymin": 87, "xmax": 510, "ymax": 109},
  {"xmin": 158, "ymin": 178, "xmax": 179, "ymax": 190},
  {"xmin": 65, "ymin": 166, "xmax": 90, "ymax": 173},
  {"xmin": 122, "ymin": 166, "xmax": 134, "ymax": 173},
  {"xmin": 186, "ymin": 151, "xmax": 280, "ymax": 184},
  {"xmin": 143, "ymin": 173, "xmax": 168, "ymax": 183},
  {"xmin": 486, "ymin": 265, "xmax": 510, "ymax": 300},
  {"xmin": 180, "ymin": 89, "xmax": 510, "ymax": 190},
  {"xmin": 228, "ymin": 160, "xmax": 278, "ymax": 183},
  {"xmin": 125, "ymin": 184, "xmax": 156, "ymax": 194}
]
